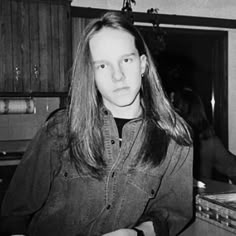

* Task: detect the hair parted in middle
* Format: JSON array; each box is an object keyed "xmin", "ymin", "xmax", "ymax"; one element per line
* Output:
[{"xmin": 68, "ymin": 11, "xmax": 192, "ymax": 178}]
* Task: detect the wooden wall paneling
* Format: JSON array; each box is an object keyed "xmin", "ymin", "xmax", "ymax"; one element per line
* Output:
[
  {"xmin": 0, "ymin": 1, "xmax": 2, "ymax": 91},
  {"xmin": 11, "ymin": 0, "xmax": 31, "ymax": 93},
  {"xmin": 72, "ymin": 17, "xmax": 91, "ymax": 60},
  {"xmin": 1, "ymin": 0, "xmax": 71, "ymax": 94},
  {"xmin": 0, "ymin": 0, "xmax": 2, "ymax": 91},
  {"xmin": 11, "ymin": 1, "xmax": 25, "ymax": 92},
  {"xmin": 29, "ymin": 1, "xmax": 40, "ymax": 92},
  {"xmin": 58, "ymin": 3, "xmax": 69, "ymax": 92},
  {"xmin": 38, "ymin": 1, "xmax": 52, "ymax": 92},
  {"xmin": 21, "ymin": 1, "xmax": 30, "ymax": 93},
  {"xmin": 0, "ymin": 0, "xmax": 13, "ymax": 92},
  {"xmin": 51, "ymin": 2, "xmax": 60, "ymax": 92}
]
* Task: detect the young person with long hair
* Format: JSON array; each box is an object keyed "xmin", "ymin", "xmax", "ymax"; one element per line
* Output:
[
  {"xmin": 1, "ymin": 12, "xmax": 193, "ymax": 236},
  {"xmin": 172, "ymin": 88, "xmax": 236, "ymax": 183}
]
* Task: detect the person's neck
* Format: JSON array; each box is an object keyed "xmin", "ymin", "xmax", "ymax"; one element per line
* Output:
[{"xmin": 108, "ymin": 104, "xmax": 142, "ymax": 119}]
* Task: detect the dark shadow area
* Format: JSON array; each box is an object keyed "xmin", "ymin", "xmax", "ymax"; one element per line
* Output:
[{"xmin": 139, "ymin": 26, "xmax": 228, "ymax": 181}]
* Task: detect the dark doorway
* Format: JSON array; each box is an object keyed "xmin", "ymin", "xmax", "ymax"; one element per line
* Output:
[{"xmin": 139, "ymin": 26, "xmax": 228, "ymax": 148}]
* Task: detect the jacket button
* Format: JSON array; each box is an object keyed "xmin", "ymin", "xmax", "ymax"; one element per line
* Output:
[
  {"xmin": 151, "ymin": 189, "xmax": 155, "ymax": 195},
  {"xmin": 111, "ymin": 140, "xmax": 115, "ymax": 144}
]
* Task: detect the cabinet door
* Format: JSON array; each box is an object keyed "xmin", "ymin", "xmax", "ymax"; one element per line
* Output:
[
  {"xmin": 72, "ymin": 17, "xmax": 92, "ymax": 60},
  {"xmin": 0, "ymin": 0, "xmax": 71, "ymax": 93},
  {"xmin": 38, "ymin": 0, "xmax": 71, "ymax": 92},
  {"xmin": 29, "ymin": 1, "xmax": 41, "ymax": 92},
  {"xmin": 0, "ymin": 0, "xmax": 14, "ymax": 92},
  {"xmin": 11, "ymin": 0, "xmax": 31, "ymax": 92}
]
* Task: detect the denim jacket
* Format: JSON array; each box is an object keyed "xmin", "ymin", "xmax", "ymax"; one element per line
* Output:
[{"xmin": 1, "ymin": 108, "xmax": 193, "ymax": 236}]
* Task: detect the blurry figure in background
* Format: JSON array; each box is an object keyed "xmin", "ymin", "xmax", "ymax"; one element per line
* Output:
[{"xmin": 172, "ymin": 88, "xmax": 236, "ymax": 183}]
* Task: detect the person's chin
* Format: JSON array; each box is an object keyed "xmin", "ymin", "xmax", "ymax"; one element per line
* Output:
[{"xmin": 114, "ymin": 98, "xmax": 135, "ymax": 107}]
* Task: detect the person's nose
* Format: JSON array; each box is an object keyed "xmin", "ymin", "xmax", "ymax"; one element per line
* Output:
[{"xmin": 112, "ymin": 64, "xmax": 124, "ymax": 82}]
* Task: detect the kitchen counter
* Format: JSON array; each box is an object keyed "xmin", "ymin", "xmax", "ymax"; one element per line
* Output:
[
  {"xmin": 0, "ymin": 140, "xmax": 29, "ymax": 205},
  {"xmin": 0, "ymin": 140, "xmax": 30, "ymax": 153},
  {"xmin": 0, "ymin": 140, "xmax": 30, "ymax": 166}
]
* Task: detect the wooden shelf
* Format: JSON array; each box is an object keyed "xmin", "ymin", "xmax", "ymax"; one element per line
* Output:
[{"xmin": 71, "ymin": 6, "xmax": 236, "ymax": 29}]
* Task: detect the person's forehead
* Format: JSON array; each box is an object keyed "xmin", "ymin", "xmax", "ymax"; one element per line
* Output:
[
  {"xmin": 89, "ymin": 28, "xmax": 137, "ymax": 58},
  {"xmin": 90, "ymin": 28, "xmax": 135, "ymax": 45}
]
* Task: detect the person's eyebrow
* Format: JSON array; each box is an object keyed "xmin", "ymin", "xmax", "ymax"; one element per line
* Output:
[
  {"xmin": 122, "ymin": 52, "xmax": 137, "ymax": 57},
  {"xmin": 92, "ymin": 52, "xmax": 138, "ymax": 64},
  {"xmin": 92, "ymin": 59, "xmax": 107, "ymax": 65}
]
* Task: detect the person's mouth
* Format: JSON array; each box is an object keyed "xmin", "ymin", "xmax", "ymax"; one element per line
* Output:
[{"xmin": 114, "ymin": 86, "xmax": 129, "ymax": 92}]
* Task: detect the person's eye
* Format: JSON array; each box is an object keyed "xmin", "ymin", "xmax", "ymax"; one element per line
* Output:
[
  {"xmin": 95, "ymin": 63, "xmax": 107, "ymax": 70},
  {"xmin": 123, "ymin": 57, "xmax": 133, "ymax": 63},
  {"xmin": 100, "ymin": 64, "xmax": 106, "ymax": 69}
]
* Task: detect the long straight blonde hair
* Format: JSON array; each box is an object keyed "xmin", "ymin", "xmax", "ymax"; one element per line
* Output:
[{"xmin": 68, "ymin": 12, "xmax": 192, "ymax": 178}]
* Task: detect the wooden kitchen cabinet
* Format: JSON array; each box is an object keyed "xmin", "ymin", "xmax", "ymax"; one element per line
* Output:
[{"xmin": 0, "ymin": 0, "xmax": 72, "ymax": 93}]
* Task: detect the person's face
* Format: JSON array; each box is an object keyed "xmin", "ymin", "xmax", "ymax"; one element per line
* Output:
[{"xmin": 89, "ymin": 27, "xmax": 146, "ymax": 117}]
